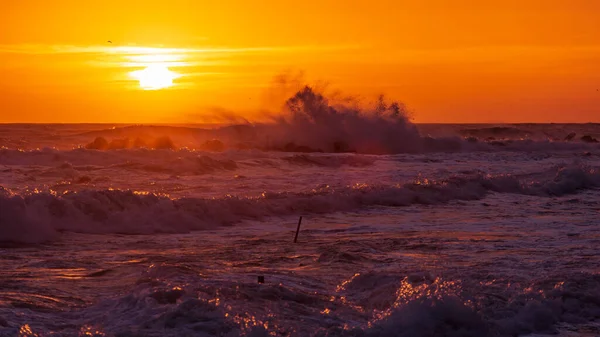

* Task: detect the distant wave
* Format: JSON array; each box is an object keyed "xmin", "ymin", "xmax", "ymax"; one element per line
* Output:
[
  {"xmin": 69, "ymin": 88, "xmax": 600, "ymax": 154},
  {"xmin": 2, "ymin": 164, "xmax": 598, "ymax": 243},
  {"xmin": 72, "ymin": 132, "xmax": 600, "ymax": 154},
  {"xmin": 1, "ymin": 142, "xmax": 596, "ymax": 182},
  {"xmin": 2, "ymin": 87, "xmax": 600, "ymax": 155},
  {"xmin": 0, "ymin": 148, "xmax": 377, "ymax": 178},
  {"xmin": 2, "ymin": 86, "xmax": 599, "ymax": 154},
  {"xmin": 0, "ymin": 86, "xmax": 600, "ymax": 154},
  {"xmin": 459, "ymin": 126, "xmax": 531, "ymax": 138}
]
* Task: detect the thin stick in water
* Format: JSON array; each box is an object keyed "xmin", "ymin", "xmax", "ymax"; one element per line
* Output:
[{"xmin": 294, "ymin": 216, "xmax": 303, "ymax": 243}]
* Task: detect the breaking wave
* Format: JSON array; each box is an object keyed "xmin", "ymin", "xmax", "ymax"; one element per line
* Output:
[
  {"xmin": 2, "ymin": 164, "xmax": 598, "ymax": 243},
  {"xmin": 4, "ymin": 87, "xmax": 599, "ymax": 155},
  {"xmin": 16, "ymin": 263, "xmax": 600, "ymax": 336}
]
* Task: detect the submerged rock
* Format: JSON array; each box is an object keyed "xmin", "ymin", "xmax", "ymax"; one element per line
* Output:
[
  {"xmin": 200, "ymin": 139, "xmax": 225, "ymax": 152},
  {"xmin": 581, "ymin": 135, "xmax": 599, "ymax": 143},
  {"xmin": 153, "ymin": 136, "xmax": 176, "ymax": 149},
  {"xmin": 85, "ymin": 137, "xmax": 109, "ymax": 150},
  {"xmin": 283, "ymin": 142, "xmax": 322, "ymax": 153}
]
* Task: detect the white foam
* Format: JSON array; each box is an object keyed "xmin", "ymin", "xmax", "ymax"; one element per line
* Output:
[{"xmin": 1, "ymin": 164, "xmax": 598, "ymax": 243}]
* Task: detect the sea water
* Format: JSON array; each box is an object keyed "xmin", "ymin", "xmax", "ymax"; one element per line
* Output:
[{"xmin": 1, "ymin": 108, "xmax": 600, "ymax": 336}]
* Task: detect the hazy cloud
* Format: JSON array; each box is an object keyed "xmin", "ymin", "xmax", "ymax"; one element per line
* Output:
[{"xmin": 0, "ymin": 44, "xmax": 360, "ymax": 56}]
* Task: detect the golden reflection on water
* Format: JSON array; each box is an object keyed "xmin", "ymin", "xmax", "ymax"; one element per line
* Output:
[
  {"xmin": 205, "ymin": 286, "xmax": 287, "ymax": 336},
  {"xmin": 79, "ymin": 325, "xmax": 106, "ymax": 336},
  {"xmin": 368, "ymin": 277, "xmax": 464, "ymax": 327},
  {"xmin": 335, "ymin": 272, "xmax": 360, "ymax": 292},
  {"xmin": 320, "ymin": 308, "xmax": 331, "ymax": 315},
  {"xmin": 18, "ymin": 324, "xmax": 41, "ymax": 337},
  {"xmin": 331, "ymin": 273, "xmax": 471, "ymax": 330},
  {"xmin": 333, "ymin": 273, "xmax": 366, "ymax": 313}
]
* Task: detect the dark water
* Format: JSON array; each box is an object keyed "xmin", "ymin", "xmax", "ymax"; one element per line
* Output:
[{"xmin": 1, "ymin": 120, "xmax": 600, "ymax": 336}]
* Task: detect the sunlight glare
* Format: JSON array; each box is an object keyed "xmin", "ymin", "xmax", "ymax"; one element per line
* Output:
[{"xmin": 130, "ymin": 64, "xmax": 177, "ymax": 90}]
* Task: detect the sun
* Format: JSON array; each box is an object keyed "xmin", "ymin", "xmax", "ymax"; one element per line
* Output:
[{"xmin": 130, "ymin": 64, "xmax": 177, "ymax": 90}]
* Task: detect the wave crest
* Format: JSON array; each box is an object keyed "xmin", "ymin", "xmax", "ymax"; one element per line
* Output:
[
  {"xmin": 1, "ymin": 164, "xmax": 598, "ymax": 243},
  {"xmin": 262, "ymin": 87, "xmax": 421, "ymax": 154}
]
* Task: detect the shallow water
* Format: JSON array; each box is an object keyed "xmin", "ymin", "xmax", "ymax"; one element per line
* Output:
[{"xmin": 1, "ymin": 123, "xmax": 600, "ymax": 336}]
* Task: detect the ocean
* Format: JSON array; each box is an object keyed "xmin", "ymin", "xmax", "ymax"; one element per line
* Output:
[{"xmin": 1, "ymin": 117, "xmax": 600, "ymax": 336}]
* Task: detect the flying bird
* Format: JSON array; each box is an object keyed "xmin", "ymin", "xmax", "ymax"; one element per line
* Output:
[{"xmin": 107, "ymin": 41, "xmax": 112, "ymax": 44}]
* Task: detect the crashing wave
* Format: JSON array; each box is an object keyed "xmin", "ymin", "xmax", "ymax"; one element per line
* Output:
[{"xmin": 1, "ymin": 164, "xmax": 598, "ymax": 243}]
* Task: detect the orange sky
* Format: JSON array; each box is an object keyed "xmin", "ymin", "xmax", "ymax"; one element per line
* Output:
[{"xmin": 1, "ymin": 0, "xmax": 599, "ymax": 123}]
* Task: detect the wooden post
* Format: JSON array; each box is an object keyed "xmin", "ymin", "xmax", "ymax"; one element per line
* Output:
[{"xmin": 294, "ymin": 216, "xmax": 303, "ymax": 243}]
